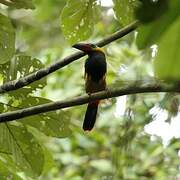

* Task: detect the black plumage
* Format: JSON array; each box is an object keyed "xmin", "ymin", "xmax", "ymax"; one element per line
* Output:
[
  {"xmin": 83, "ymin": 103, "xmax": 98, "ymax": 131},
  {"xmin": 72, "ymin": 43, "xmax": 107, "ymax": 131},
  {"xmin": 85, "ymin": 51, "xmax": 107, "ymax": 82}
]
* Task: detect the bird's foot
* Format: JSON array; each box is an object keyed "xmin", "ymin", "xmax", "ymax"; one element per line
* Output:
[{"xmin": 105, "ymin": 87, "xmax": 111, "ymax": 97}]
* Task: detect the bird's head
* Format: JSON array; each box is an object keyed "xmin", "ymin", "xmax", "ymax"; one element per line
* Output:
[{"xmin": 72, "ymin": 43, "xmax": 104, "ymax": 54}]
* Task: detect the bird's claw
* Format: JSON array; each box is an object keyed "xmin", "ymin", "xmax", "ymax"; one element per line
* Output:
[{"xmin": 105, "ymin": 87, "xmax": 111, "ymax": 97}]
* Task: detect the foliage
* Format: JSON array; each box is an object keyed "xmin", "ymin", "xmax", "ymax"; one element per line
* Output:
[
  {"xmin": 113, "ymin": 0, "xmax": 138, "ymax": 26},
  {"xmin": 136, "ymin": 0, "xmax": 180, "ymax": 48},
  {"xmin": 0, "ymin": 0, "xmax": 35, "ymax": 9},
  {"xmin": 60, "ymin": 0, "xmax": 100, "ymax": 44},
  {"xmin": 0, "ymin": 0, "xmax": 180, "ymax": 179},
  {"xmin": 0, "ymin": 14, "xmax": 15, "ymax": 64},
  {"xmin": 154, "ymin": 17, "xmax": 180, "ymax": 80}
]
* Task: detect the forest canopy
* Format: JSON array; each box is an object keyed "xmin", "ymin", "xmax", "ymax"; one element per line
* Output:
[{"xmin": 0, "ymin": 0, "xmax": 180, "ymax": 179}]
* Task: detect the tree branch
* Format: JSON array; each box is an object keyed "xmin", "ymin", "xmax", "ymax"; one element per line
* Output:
[
  {"xmin": 0, "ymin": 81, "xmax": 179, "ymax": 123},
  {"xmin": 0, "ymin": 21, "xmax": 139, "ymax": 94},
  {"xmin": 0, "ymin": 0, "xmax": 13, "ymax": 7}
]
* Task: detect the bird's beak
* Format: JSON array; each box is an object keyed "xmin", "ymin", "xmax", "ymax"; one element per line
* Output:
[{"xmin": 72, "ymin": 43, "xmax": 92, "ymax": 52}]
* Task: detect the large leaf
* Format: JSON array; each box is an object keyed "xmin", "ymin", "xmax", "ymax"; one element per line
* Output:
[
  {"xmin": 154, "ymin": 17, "xmax": 180, "ymax": 80},
  {"xmin": 41, "ymin": 146, "xmax": 55, "ymax": 175},
  {"xmin": 136, "ymin": 0, "xmax": 180, "ymax": 49},
  {"xmin": 0, "ymin": 96, "xmax": 71, "ymax": 137},
  {"xmin": 0, "ymin": 123, "xmax": 44, "ymax": 177},
  {"xmin": 19, "ymin": 97, "xmax": 71, "ymax": 138},
  {"xmin": 26, "ymin": 127, "xmax": 56, "ymax": 175},
  {"xmin": 113, "ymin": 0, "xmax": 138, "ymax": 26},
  {"xmin": 0, "ymin": 55, "xmax": 46, "ymax": 93},
  {"xmin": 0, "ymin": 14, "xmax": 15, "ymax": 64},
  {"xmin": 60, "ymin": 0, "xmax": 99, "ymax": 44},
  {"xmin": 0, "ymin": 159, "xmax": 22, "ymax": 180},
  {"xmin": 0, "ymin": 0, "xmax": 35, "ymax": 9}
]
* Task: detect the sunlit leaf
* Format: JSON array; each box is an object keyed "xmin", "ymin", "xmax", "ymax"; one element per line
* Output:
[
  {"xmin": 60, "ymin": 0, "xmax": 99, "ymax": 44},
  {"xmin": 41, "ymin": 146, "xmax": 55, "ymax": 174},
  {"xmin": 0, "ymin": 14, "xmax": 15, "ymax": 64},
  {"xmin": 0, "ymin": 123, "xmax": 44, "ymax": 177},
  {"xmin": 154, "ymin": 17, "xmax": 180, "ymax": 80},
  {"xmin": 0, "ymin": 160, "xmax": 22, "ymax": 180},
  {"xmin": 0, "ymin": 55, "xmax": 46, "ymax": 93},
  {"xmin": 12, "ymin": 55, "xmax": 46, "ymax": 89},
  {"xmin": 113, "ymin": 0, "xmax": 138, "ymax": 26}
]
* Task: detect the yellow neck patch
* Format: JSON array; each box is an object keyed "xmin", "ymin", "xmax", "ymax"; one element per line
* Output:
[{"xmin": 94, "ymin": 47, "xmax": 104, "ymax": 53}]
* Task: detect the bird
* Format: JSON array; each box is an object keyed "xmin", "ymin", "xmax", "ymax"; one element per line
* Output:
[{"xmin": 73, "ymin": 43, "xmax": 107, "ymax": 131}]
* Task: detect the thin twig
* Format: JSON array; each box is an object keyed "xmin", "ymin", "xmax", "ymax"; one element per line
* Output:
[
  {"xmin": 0, "ymin": 21, "xmax": 139, "ymax": 94},
  {"xmin": 0, "ymin": 81, "xmax": 179, "ymax": 123}
]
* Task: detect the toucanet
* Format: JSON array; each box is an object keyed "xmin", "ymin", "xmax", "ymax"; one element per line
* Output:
[{"xmin": 73, "ymin": 43, "xmax": 107, "ymax": 131}]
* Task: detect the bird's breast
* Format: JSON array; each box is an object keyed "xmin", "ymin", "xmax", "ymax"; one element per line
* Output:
[{"xmin": 85, "ymin": 52, "xmax": 107, "ymax": 82}]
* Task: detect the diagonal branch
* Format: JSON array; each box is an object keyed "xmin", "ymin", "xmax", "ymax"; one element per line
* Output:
[
  {"xmin": 0, "ymin": 81, "xmax": 179, "ymax": 123},
  {"xmin": 0, "ymin": 0, "xmax": 13, "ymax": 7},
  {"xmin": 0, "ymin": 21, "xmax": 139, "ymax": 94}
]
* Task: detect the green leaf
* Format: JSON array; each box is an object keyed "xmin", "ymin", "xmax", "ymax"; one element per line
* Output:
[
  {"xmin": 154, "ymin": 17, "xmax": 180, "ymax": 80},
  {"xmin": 0, "ymin": 153, "xmax": 19, "ymax": 173},
  {"xmin": 0, "ymin": 124, "xmax": 44, "ymax": 177},
  {"xmin": 25, "ymin": 127, "xmax": 56, "ymax": 175},
  {"xmin": 113, "ymin": 0, "xmax": 138, "ymax": 26},
  {"xmin": 60, "ymin": 0, "xmax": 99, "ymax": 44},
  {"xmin": 41, "ymin": 146, "xmax": 55, "ymax": 174},
  {"xmin": 14, "ymin": 55, "xmax": 46, "ymax": 90},
  {"xmin": 0, "ymin": 0, "xmax": 35, "ymax": 9},
  {"xmin": 0, "ymin": 55, "xmax": 46, "ymax": 92},
  {"xmin": 0, "ymin": 160, "xmax": 22, "ymax": 180},
  {"xmin": 20, "ymin": 97, "xmax": 71, "ymax": 138},
  {"xmin": 137, "ymin": 0, "xmax": 180, "ymax": 49},
  {"xmin": 0, "ymin": 14, "xmax": 15, "ymax": 64},
  {"xmin": 0, "ymin": 96, "xmax": 71, "ymax": 137}
]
